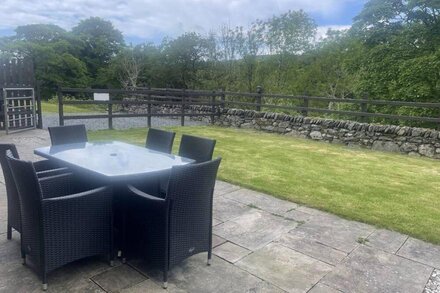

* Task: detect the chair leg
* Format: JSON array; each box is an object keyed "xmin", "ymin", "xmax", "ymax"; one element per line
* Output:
[
  {"xmin": 108, "ymin": 253, "xmax": 115, "ymax": 267},
  {"xmin": 21, "ymin": 249, "xmax": 26, "ymax": 265},
  {"xmin": 42, "ymin": 272, "xmax": 48, "ymax": 291},
  {"xmin": 163, "ymin": 270, "xmax": 168, "ymax": 289},
  {"xmin": 7, "ymin": 224, "xmax": 12, "ymax": 240},
  {"xmin": 207, "ymin": 250, "xmax": 212, "ymax": 266}
]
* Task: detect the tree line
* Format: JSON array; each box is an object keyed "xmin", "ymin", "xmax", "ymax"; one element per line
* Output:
[{"xmin": 0, "ymin": 0, "xmax": 439, "ymax": 124}]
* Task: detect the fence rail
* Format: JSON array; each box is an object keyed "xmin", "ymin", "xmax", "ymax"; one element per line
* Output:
[{"xmin": 58, "ymin": 87, "xmax": 440, "ymax": 129}]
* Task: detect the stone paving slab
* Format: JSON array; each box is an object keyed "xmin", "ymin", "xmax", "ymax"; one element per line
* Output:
[
  {"xmin": 275, "ymin": 233, "xmax": 347, "ymax": 266},
  {"xmin": 1, "ymin": 129, "xmax": 440, "ymax": 292},
  {"xmin": 0, "ymin": 234, "xmax": 110, "ymax": 292},
  {"xmin": 0, "ymin": 206, "xmax": 7, "ymax": 222},
  {"xmin": 92, "ymin": 264, "xmax": 147, "ymax": 292},
  {"xmin": 213, "ymin": 196, "xmax": 253, "ymax": 222},
  {"xmin": 283, "ymin": 209, "xmax": 313, "ymax": 223},
  {"xmin": 0, "ymin": 220, "xmax": 7, "ymax": 234},
  {"xmin": 223, "ymin": 189, "xmax": 298, "ymax": 216},
  {"xmin": 289, "ymin": 212, "xmax": 375, "ymax": 253},
  {"xmin": 308, "ymin": 283, "xmax": 342, "ymax": 293},
  {"xmin": 213, "ymin": 209, "xmax": 298, "ymax": 251},
  {"xmin": 322, "ymin": 246, "xmax": 433, "ymax": 293},
  {"xmin": 237, "ymin": 243, "xmax": 333, "ymax": 293},
  {"xmin": 397, "ymin": 237, "xmax": 440, "ymax": 268},
  {"xmin": 120, "ymin": 278, "xmax": 165, "ymax": 292},
  {"xmin": 129, "ymin": 254, "xmax": 283, "ymax": 293},
  {"xmin": 213, "ymin": 242, "xmax": 251, "ymax": 263},
  {"xmin": 212, "ymin": 217, "xmax": 223, "ymax": 226},
  {"xmin": 49, "ymin": 256, "xmax": 123, "ymax": 292},
  {"xmin": 212, "ymin": 234, "xmax": 227, "ymax": 248},
  {"xmin": 366, "ymin": 229, "xmax": 408, "ymax": 254},
  {"xmin": 214, "ymin": 181, "xmax": 241, "ymax": 197}
]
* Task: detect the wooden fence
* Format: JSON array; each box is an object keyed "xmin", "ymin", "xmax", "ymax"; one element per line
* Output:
[
  {"xmin": 0, "ymin": 58, "xmax": 43, "ymax": 130},
  {"xmin": 0, "ymin": 58, "xmax": 35, "ymax": 87},
  {"xmin": 58, "ymin": 87, "xmax": 440, "ymax": 129}
]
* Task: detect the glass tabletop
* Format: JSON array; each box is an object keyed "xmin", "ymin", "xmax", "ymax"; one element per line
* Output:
[{"xmin": 34, "ymin": 141, "xmax": 194, "ymax": 179}]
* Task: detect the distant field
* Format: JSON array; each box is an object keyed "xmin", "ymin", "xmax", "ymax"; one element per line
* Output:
[
  {"xmin": 89, "ymin": 126, "xmax": 440, "ymax": 244},
  {"xmin": 41, "ymin": 101, "xmax": 106, "ymax": 113}
]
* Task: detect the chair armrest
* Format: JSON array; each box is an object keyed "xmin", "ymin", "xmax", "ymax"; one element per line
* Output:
[
  {"xmin": 33, "ymin": 159, "xmax": 63, "ymax": 172},
  {"xmin": 39, "ymin": 172, "xmax": 75, "ymax": 198},
  {"xmin": 37, "ymin": 167, "xmax": 69, "ymax": 178},
  {"xmin": 127, "ymin": 184, "xmax": 166, "ymax": 207},
  {"xmin": 42, "ymin": 186, "xmax": 112, "ymax": 204}
]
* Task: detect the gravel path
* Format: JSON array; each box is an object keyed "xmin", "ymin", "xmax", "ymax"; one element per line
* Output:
[{"xmin": 42, "ymin": 113, "xmax": 208, "ymax": 131}]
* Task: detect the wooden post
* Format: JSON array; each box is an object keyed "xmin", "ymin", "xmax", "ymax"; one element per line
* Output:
[
  {"xmin": 361, "ymin": 95, "xmax": 368, "ymax": 123},
  {"xmin": 3, "ymin": 88, "xmax": 8, "ymax": 133},
  {"xmin": 57, "ymin": 87, "xmax": 64, "ymax": 126},
  {"xmin": 181, "ymin": 89, "xmax": 185, "ymax": 126},
  {"xmin": 302, "ymin": 91, "xmax": 309, "ymax": 117},
  {"xmin": 35, "ymin": 82, "xmax": 43, "ymax": 129},
  {"xmin": 147, "ymin": 86, "xmax": 152, "ymax": 128},
  {"xmin": 108, "ymin": 93, "xmax": 113, "ymax": 130},
  {"xmin": 220, "ymin": 88, "xmax": 225, "ymax": 109},
  {"xmin": 256, "ymin": 86, "xmax": 263, "ymax": 111},
  {"xmin": 211, "ymin": 91, "xmax": 216, "ymax": 124}
]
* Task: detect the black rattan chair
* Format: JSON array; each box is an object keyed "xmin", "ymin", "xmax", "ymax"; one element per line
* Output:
[
  {"xmin": 48, "ymin": 124, "xmax": 88, "ymax": 145},
  {"xmin": 146, "ymin": 128, "xmax": 176, "ymax": 154},
  {"xmin": 7, "ymin": 154, "xmax": 113, "ymax": 290},
  {"xmin": 178, "ymin": 134, "xmax": 216, "ymax": 163},
  {"xmin": 126, "ymin": 157, "xmax": 221, "ymax": 288},
  {"xmin": 0, "ymin": 144, "xmax": 67, "ymax": 239}
]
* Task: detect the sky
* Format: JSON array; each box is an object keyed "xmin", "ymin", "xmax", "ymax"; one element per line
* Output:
[{"xmin": 0, "ymin": 0, "xmax": 367, "ymax": 44}]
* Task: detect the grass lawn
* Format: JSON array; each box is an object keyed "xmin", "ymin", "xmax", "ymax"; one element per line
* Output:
[
  {"xmin": 89, "ymin": 126, "xmax": 440, "ymax": 244},
  {"xmin": 41, "ymin": 101, "xmax": 107, "ymax": 113}
]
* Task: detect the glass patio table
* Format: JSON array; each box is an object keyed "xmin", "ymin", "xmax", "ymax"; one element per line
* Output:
[
  {"xmin": 35, "ymin": 140, "xmax": 195, "ymax": 258},
  {"xmin": 34, "ymin": 141, "xmax": 194, "ymax": 182}
]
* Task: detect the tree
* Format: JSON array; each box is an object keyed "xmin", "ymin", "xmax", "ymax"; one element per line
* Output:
[
  {"xmin": 72, "ymin": 17, "xmax": 125, "ymax": 82},
  {"xmin": 217, "ymin": 25, "xmax": 243, "ymax": 90},
  {"xmin": 237, "ymin": 23, "xmax": 265, "ymax": 92},
  {"xmin": 161, "ymin": 33, "xmax": 210, "ymax": 88},
  {"xmin": 0, "ymin": 24, "xmax": 91, "ymax": 97},
  {"xmin": 263, "ymin": 10, "xmax": 317, "ymax": 87},
  {"xmin": 15, "ymin": 24, "xmax": 67, "ymax": 43},
  {"xmin": 265, "ymin": 10, "xmax": 317, "ymax": 55}
]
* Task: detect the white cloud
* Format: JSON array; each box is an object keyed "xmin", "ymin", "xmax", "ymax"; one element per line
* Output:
[
  {"xmin": 316, "ymin": 25, "xmax": 351, "ymax": 41},
  {"xmin": 0, "ymin": 0, "xmax": 359, "ymax": 42}
]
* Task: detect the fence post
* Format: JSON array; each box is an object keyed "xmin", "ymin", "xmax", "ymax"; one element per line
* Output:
[
  {"xmin": 57, "ymin": 87, "xmax": 64, "ymax": 126},
  {"xmin": 35, "ymin": 82, "xmax": 43, "ymax": 129},
  {"xmin": 211, "ymin": 90, "xmax": 216, "ymax": 124},
  {"xmin": 220, "ymin": 88, "xmax": 225, "ymax": 109},
  {"xmin": 256, "ymin": 86, "xmax": 263, "ymax": 111},
  {"xmin": 302, "ymin": 91, "xmax": 309, "ymax": 117},
  {"xmin": 147, "ymin": 86, "xmax": 152, "ymax": 128},
  {"xmin": 181, "ymin": 89, "xmax": 185, "ymax": 126},
  {"xmin": 108, "ymin": 93, "xmax": 113, "ymax": 130},
  {"xmin": 360, "ymin": 94, "xmax": 368, "ymax": 123}
]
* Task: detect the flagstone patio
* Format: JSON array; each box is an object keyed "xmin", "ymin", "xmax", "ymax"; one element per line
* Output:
[{"xmin": 0, "ymin": 129, "xmax": 439, "ymax": 292}]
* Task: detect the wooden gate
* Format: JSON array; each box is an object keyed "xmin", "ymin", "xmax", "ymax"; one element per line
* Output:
[
  {"xmin": 2, "ymin": 88, "xmax": 36, "ymax": 134},
  {"xmin": 0, "ymin": 58, "xmax": 42, "ymax": 132}
]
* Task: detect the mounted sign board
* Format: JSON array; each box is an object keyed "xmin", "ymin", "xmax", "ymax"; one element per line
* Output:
[{"xmin": 94, "ymin": 93, "xmax": 109, "ymax": 101}]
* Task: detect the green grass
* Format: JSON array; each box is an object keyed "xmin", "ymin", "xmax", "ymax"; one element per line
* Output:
[
  {"xmin": 41, "ymin": 101, "xmax": 107, "ymax": 113},
  {"xmin": 89, "ymin": 126, "xmax": 440, "ymax": 244}
]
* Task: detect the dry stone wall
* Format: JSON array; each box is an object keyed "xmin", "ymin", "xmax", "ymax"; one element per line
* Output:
[
  {"xmin": 123, "ymin": 100, "xmax": 440, "ymax": 159},
  {"xmin": 202, "ymin": 106, "xmax": 440, "ymax": 159}
]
